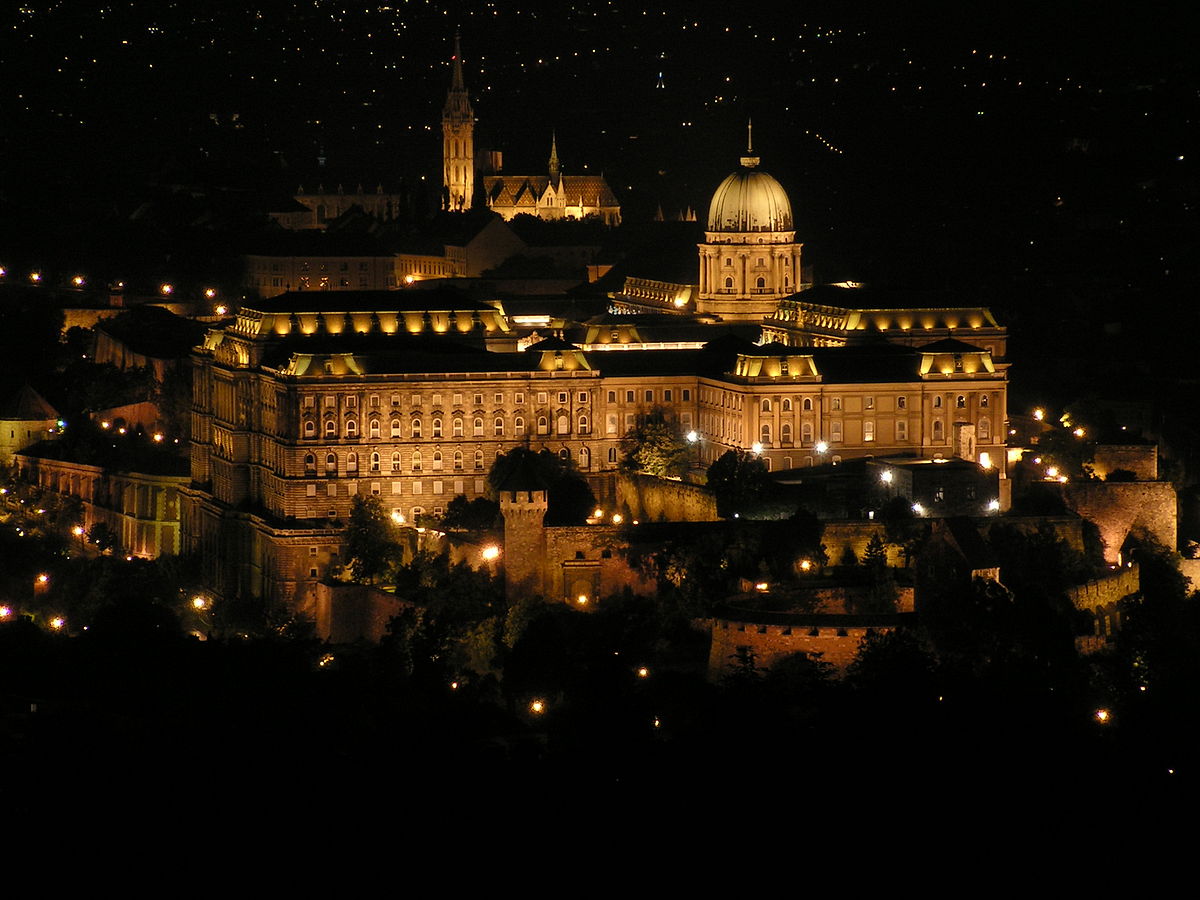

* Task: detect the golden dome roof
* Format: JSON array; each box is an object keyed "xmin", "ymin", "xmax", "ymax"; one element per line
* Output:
[{"xmin": 706, "ymin": 155, "xmax": 793, "ymax": 234}]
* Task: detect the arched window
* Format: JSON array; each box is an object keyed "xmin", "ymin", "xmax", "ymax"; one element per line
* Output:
[
  {"xmin": 579, "ymin": 447, "xmax": 590, "ymax": 469},
  {"xmin": 432, "ymin": 451, "xmax": 443, "ymax": 470},
  {"xmin": 559, "ymin": 448, "xmax": 570, "ymax": 461},
  {"xmin": 724, "ymin": 276, "xmax": 733, "ymax": 288},
  {"xmin": 762, "ymin": 399, "xmax": 772, "ymax": 413},
  {"xmin": 934, "ymin": 396, "xmax": 943, "ymax": 409},
  {"xmin": 782, "ymin": 398, "xmax": 792, "ymax": 412},
  {"xmin": 538, "ymin": 416, "xmax": 548, "ymax": 435},
  {"xmin": 933, "ymin": 419, "xmax": 945, "ymax": 442},
  {"xmin": 325, "ymin": 420, "xmax": 337, "ymax": 438},
  {"xmin": 956, "ymin": 395, "xmax": 967, "ymax": 409},
  {"xmin": 304, "ymin": 421, "xmax": 316, "ymax": 438},
  {"xmin": 756, "ymin": 276, "xmax": 765, "ymax": 289},
  {"xmin": 495, "ymin": 417, "xmax": 505, "ymax": 436},
  {"xmin": 391, "ymin": 419, "xmax": 402, "ymax": 438},
  {"xmin": 608, "ymin": 447, "xmax": 618, "ymax": 463},
  {"xmin": 474, "ymin": 450, "xmax": 484, "ymax": 469},
  {"xmin": 473, "ymin": 417, "xmax": 484, "ymax": 437},
  {"xmin": 980, "ymin": 394, "xmax": 990, "ymax": 408},
  {"xmin": 453, "ymin": 417, "xmax": 464, "ymax": 437},
  {"xmin": 453, "ymin": 451, "xmax": 463, "ymax": 470},
  {"xmin": 556, "ymin": 415, "xmax": 569, "ymax": 435},
  {"xmin": 345, "ymin": 420, "xmax": 358, "ymax": 438},
  {"xmin": 304, "ymin": 453, "xmax": 316, "ymax": 473},
  {"xmin": 432, "ymin": 418, "xmax": 442, "ymax": 438},
  {"xmin": 347, "ymin": 452, "xmax": 358, "ymax": 473},
  {"xmin": 801, "ymin": 422, "xmax": 813, "ymax": 443},
  {"xmin": 411, "ymin": 418, "xmax": 422, "ymax": 438},
  {"xmin": 514, "ymin": 416, "xmax": 525, "ymax": 434},
  {"xmin": 369, "ymin": 418, "xmax": 380, "ymax": 438},
  {"xmin": 979, "ymin": 417, "xmax": 991, "ymax": 440},
  {"xmin": 760, "ymin": 424, "xmax": 772, "ymax": 444},
  {"xmin": 391, "ymin": 451, "xmax": 401, "ymax": 472},
  {"xmin": 325, "ymin": 453, "xmax": 337, "ymax": 473},
  {"xmin": 781, "ymin": 423, "xmax": 792, "ymax": 444},
  {"xmin": 370, "ymin": 452, "xmax": 381, "ymax": 472},
  {"xmin": 802, "ymin": 397, "xmax": 813, "ymax": 412},
  {"xmin": 578, "ymin": 415, "xmax": 589, "ymax": 434},
  {"xmin": 411, "ymin": 451, "xmax": 422, "ymax": 472}
]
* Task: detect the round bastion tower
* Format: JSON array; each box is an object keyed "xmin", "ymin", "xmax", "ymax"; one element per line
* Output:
[{"xmin": 695, "ymin": 124, "xmax": 803, "ymax": 322}]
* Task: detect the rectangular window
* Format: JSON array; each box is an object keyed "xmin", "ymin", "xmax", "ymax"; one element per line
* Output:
[
  {"xmin": 866, "ymin": 397, "xmax": 875, "ymax": 410},
  {"xmin": 304, "ymin": 396, "xmax": 315, "ymax": 408},
  {"xmin": 896, "ymin": 420, "xmax": 908, "ymax": 441},
  {"xmin": 412, "ymin": 482, "xmax": 422, "ymax": 495},
  {"xmin": 645, "ymin": 390, "xmax": 654, "ymax": 402},
  {"xmin": 607, "ymin": 391, "xmax": 616, "ymax": 403},
  {"xmin": 578, "ymin": 392, "xmax": 588, "ymax": 403},
  {"xmin": 558, "ymin": 391, "xmax": 568, "ymax": 404},
  {"xmin": 309, "ymin": 546, "xmax": 318, "ymax": 557},
  {"xmin": 538, "ymin": 392, "xmax": 547, "ymax": 405},
  {"xmin": 433, "ymin": 481, "xmax": 443, "ymax": 495},
  {"xmin": 864, "ymin": 421, "xmax": 875, "ymax": 442},
  {"xmin": 432, "ymin": 394, "xmax": 442, "ymax": 406},
  {"xmin": 495, "ymin": 393, "xmax": 504, "ymax": 404},
  {"xmin": 606, "ymin": 414, "xmax": 619, "ymax": 435},
  {"xmin": 346, "ymin": 396, "xmax": 357, "ymax": 408},
  {"xmin": 306, "ymin": 484, "xmax": 317, "ymax": 497},
  {"xmin": 626, "ymin": 390, "xmax": 635, "ymax": 403},
  {"xmin": 326, "ymin": 483, "xmax": 337, "ymax": 497},
  {"xmin": 664, "ymin": 389, "xmax": 673, "ymax": 402},
  {"xmin": 474, "ymin": 479, "xmax": 485, "ymax": 493},
  {"xmin": 371, "ymin": 482, "xmax": 381, "ymax": 496},
  {"xmin": 515, "ymin": 392, "xmax": 525, "ymax": 405},
  {"xmin": 411, "ymin": 394, "xmax": 421, "ymax": 405},
  {"xmin": 831, "ymin": 421, "xmax": 843, "ymax": 441},
  {"xmin": 832, "ymin": 397, "xmax": 842, "ymax": 411},
  {"xmin": 683, "ymin": 389, "xmax": 692, "ymax": 402},
  {"xmin": 453, "ymin": 394, "xmax": 463, "ymax": 406},
  {"xmin": 392, "ymin": 482, "xmax": 402, "ymax": 494}
]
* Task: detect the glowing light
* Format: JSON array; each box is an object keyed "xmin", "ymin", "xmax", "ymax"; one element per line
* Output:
[
  {"xmin": 404, "ymin": 274, "xmax": 416, "ymax": 285},
  {"xmin": 72, "ymin": 526, "xmax": 84, "ymax": 536},
  {"xmin": 800, "ymin": 560, "xmax": 812, "ymax": 572},
  {"xmin": 49, "ymin": 617, "xmax": 65, "ymax": 630},
  {"xmin": 1033, "ymin": 408, "xmax": 1044, "ymax": 421},
  {"xmin": 987, "ymin": 499, "xmax": 1000, "ymax": 511},
  {"xmin": 117, "ymin": 427, "xmax": 126, "ymax": 435},
  {"xmin": 72, "ymin": 275, "xmax": 85, "ymax": 287},
  {"xmin": 160, "ymin": 283, "xmax": 174, "ymax": 295},
  {"xmin": 30, "ymin": 271, "xmax": 42, "ymax": 283},
  {"xmin": 153, "ymin": 432, "xmax": 164, "ymax": 442},
  {"xmin": 637, "ymin": 667, "xmax": 650, "ymax": 678},
  {"xmin": 751, "ymin": 442, "xmax": 763, "ymax": 455},
  {"xmin": 391, "ymin": 511, "xmax": 407, "ymax": 525},
  {"xmin": 593, "ymin": 508, "xmax": 604, "ymax": 518},
  {"xmin": 0, "ymin": 266, "xmax": 6, "ymax": 276},
  {"xmin": 529, "ymin": 699, "xmax": 546, "ymax": 714},
  {"xmin": 880, "ymin": 470, "xmax": 893, "ymax": 484},
  {"xmin": 1094, "ymin": 708, "xmax": 1111, "ymax": 724},
  {"xmin": 215, "ymin": 305, "xmax": 228, "ymax": 316},
  {"xmin": 450, "ymin": 681, "xmax": 459, "ymax": 690},
  {"xmin": 0, "ymin": 606, "xmax": 12, "ymax": 619},
  {"xmin": 481, "ymin": 544, "xmax": 500, "ymax": 561},
  {"xmin": 318, "ymin": 653, "xmax": 335, "ymax": 668},
  {"xmin": 37, "ymin": 574, "xmax": 49, "ymax": 584},
  {"xmin": 577, "ymin": 594, "xmax": 589, "ymax": 606},
  {"xmin": 100, "ymin": 420, "xmax": 111, "ymax": 429},
  {"xmin": 686, "ymin": 430, "xmax": 698, "ymax": 443},
  {"xmin": 815, "ymin": 441, "xmax": 828, "ymax": 454},
  {"xmin": 754, "ymin": 582, "xmax": 769, "ymax": 592},
  {"xmin": 979, "ymin": 451, "xmax": 992, "ymax": 469},
  {"xmin": 611, "ymin": 514, "xmax": 623, "ymax": 525},
  {"xmin": 192, "ymin": 596, "xmax": 207, "ymax": 610},
  {"xmin": 1073, "ymin": 427, "xmax": 1085, "ymax": 438},
  {"xmin": 1046, "ymin": 466, "xmax": 1059, "ymax": 479},
  {"xmin": 204, "ymin": 288, "xmax": 217, "ymax": 299},
  {"xmin": 912, "ymin": 503, "xmax": 925, "ymax": 515}
]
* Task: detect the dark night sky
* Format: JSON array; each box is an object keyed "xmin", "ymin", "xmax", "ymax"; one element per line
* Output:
[{"xmin": 1, "ymin": 1, "xmax": 1197, "ymax": 405}]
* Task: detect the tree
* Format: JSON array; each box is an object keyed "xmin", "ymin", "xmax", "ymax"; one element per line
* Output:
[
  {"xmin": 620, "ymin": 411, "xmax": 689, "ymax": 479},
  {"xmin": 705, "ymin": 449, "xmax": 772, "ymax": 518},
  {"xmin": 441, "ymin": 494, "xmax": 499, "ymax": 531},
  {"xmin": 860, "ymin": 532, "xmax": 898, "ymax": 614},
  {"xmin": 345, "ymin": 495, "xmax": 401, "ymax": 584},
  {"xmin": 88, "ymin": 522, "xmax": 120, "ymax": 555},
  {"xmin": 488, "ymin": 447, "xmax": 596, "ymax": 525}
]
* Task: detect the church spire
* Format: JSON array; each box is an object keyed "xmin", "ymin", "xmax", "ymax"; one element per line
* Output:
[
  {"xmin": 548, "ymin": 130, "xmax": 561, "ymax": 181},
  {"xmin": 442, "ymin": 30, "xmax": 475, "ymax": 211}
]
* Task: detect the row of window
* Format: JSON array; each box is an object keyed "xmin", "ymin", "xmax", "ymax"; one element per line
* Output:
[
  {"xmin": 302, "ymin": 445, "xmax": 604, "ymax": 474},
  {"xmin": 606, "ymin": 388, "xmax": 692, "ymax": 404},
  {"xmin": 302, "ymin": 414, "xmax": 591, "ymax": 440},
  {"xmin": 304, "ymin": 391, "xmax": 588, "ymax": 409},
  {"xmin": 305, "ymin": 479, "xmax": 485, "ymax": 498},
  {"xmin": 755, "ymin": 394, "xmax": 992, "ymax": 414},
  {"xmin": 756, "ymin": 417, "xmax": 993, "ymax": 445}
]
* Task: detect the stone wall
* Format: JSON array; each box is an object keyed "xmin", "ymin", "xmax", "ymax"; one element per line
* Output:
[
  {"xmin": 708, "ymin": 617, "xmax": 896, "ymax": 677},
  {"xmin": 542, "ymin": 525, "xmax": 656, "ymax": 605},
  {"xmin": 1067, "ymin": 564, "xmax": 1140, "ymax": 644},
  {"xmin": 1061, "ymin": 482, "xmax": 1177, "ymax": 563},
  {"xmin": 1091, "ymin": 444, "xmax": 1157, "ymax": 481},
  {"xmin": 314, "ymin": 582, "xmax": 413, "ymax": 643},
  {"xmin": 615, "ymin": 473, "xmax": 719, "ymax": 523},
  {"xmin": 822, "ymin": 522, "xmax": 906, "ymax": 566}
]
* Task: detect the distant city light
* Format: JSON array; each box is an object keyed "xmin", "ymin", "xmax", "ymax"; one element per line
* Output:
[
  {"xmin": 530, "ymin": 699, "xmax": 546, "ymax": 714},
  {"xmin": 160, "ymin": 283, "xmax": 174, "ymax": 295},
  {"xmin": 153, "ymin": 432, "xmax": 164, "ymax": 442},
  {"xmin": 1033, "ymin": 408, "xmax": 1044, "ymax": 421},
  {"xmin": 637, "ymin": 666, "xmax": 650, "ymax": 678},
  {"xmin": 72, "ymin": 275, "xmax": 85, "ymax": 286},
  {"xmin": 204, "ymin": 287, "xmax": 217, "ymax": 299},
  {"xmin": 37, "ymin": 574, "xmax": 49, "ymax": 584},
  {"xmin": 215, "ymin": 305, "xmax": 228, "ymax": 315},
  {"xmin": 611, "ymin": 513, "xmax": 623, "ymax": 525},
  {"xmin": 1095, "ymin": 708, "xmax": 1111, "ymax": 724},
  {"xmin": 1073, "ymin": 427, "xmax": 1085, "ymax": 438},
  {"xmin": 192, "ymin": 596, "xmax": 208, "ymax": 610},
  {"xmin": 576, "ymin": 594, "xmax": 589, "ymax": 605},
  {"xmin": 49, "ymin": 617, "xmax": 65, "ymax": 630},
  {"xmin": 29, "ymin": 271, "xmax": 42, "ymax": 283},
  {"xmin": 799, "ymin": 560, "xmax": 813, "ymax": 572},
  {"xmin": 0, "ymin": 606, "xmax": 12, "ymax": 619},
  {"xmin": 481, "ymin": 544, "xmax": 500, "ymax": 561}
]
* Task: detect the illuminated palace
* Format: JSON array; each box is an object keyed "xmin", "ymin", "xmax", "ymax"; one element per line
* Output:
[
  {"xmin": 181, "ymin": 138, "xmax": 1009, "ymax": 609},
  {"xmin": 443, "ymin": 38, "xmax": 621, "ymax": 224}
]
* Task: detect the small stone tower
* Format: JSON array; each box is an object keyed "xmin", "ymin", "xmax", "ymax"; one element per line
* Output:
[
  {"xmin": 442, "ymin": 30, "xmax": 474, "ymax": 211},
  {"xmin": 497, "ymin": 456, "xmax": 549, "ymax": 601}
]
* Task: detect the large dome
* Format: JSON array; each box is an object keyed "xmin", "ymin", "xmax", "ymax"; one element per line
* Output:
[{"xmin": 706, "ymin": 157, "xmax": 793, "ymax": 233}]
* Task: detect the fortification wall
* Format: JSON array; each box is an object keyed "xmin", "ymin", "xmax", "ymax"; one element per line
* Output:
[
  {"xmin": 708, "ymin": 618, "xmax": 888, "ymax": 677},
  {"xmin": 616, "ymin": 473, "xmax": 719, "ymax": 523},
  {"xmin": 314, "ymin": 582, "xmax": 413, "ymax": 643},
  {"xmin": 1092, "ymin": 444, "xmax": 1157, "ymax": 481},
  {"xmin": 822, "ymin": 522, "xmax": 906, "ymax": 567},
  {"xmin": 1061, "ymin": 482, "xmax": 1177, "ymax": 562}
]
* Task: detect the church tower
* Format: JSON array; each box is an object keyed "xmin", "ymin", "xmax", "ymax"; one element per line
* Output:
[{"xmin": 442, "ymin": 31, "xmax": 474, "ymax": 211}]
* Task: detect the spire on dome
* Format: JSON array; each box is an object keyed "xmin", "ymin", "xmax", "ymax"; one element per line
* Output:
[{"xmin": 740, "ymin": 118, "xmax": 759, "ymax": 169}]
